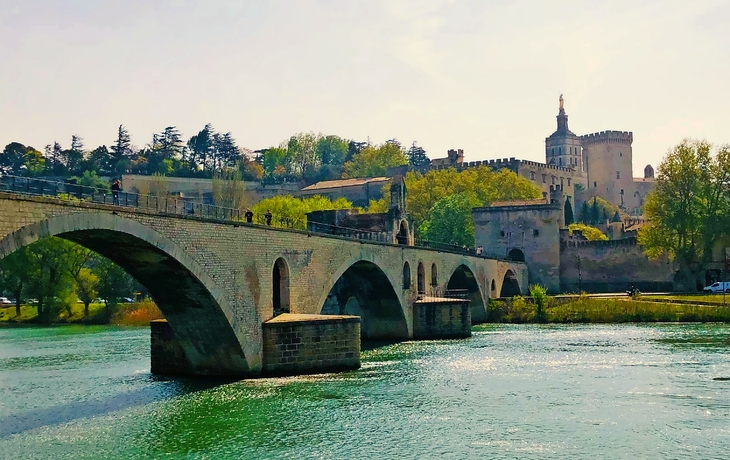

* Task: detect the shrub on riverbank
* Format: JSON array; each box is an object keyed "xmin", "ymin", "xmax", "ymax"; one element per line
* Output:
[
  {"xmin": 489, "ymin": 295, "xmax": 730, "ymax": 323},
  {"xmin": 110, "ymin": 299, "xmax": 163, "ymax": 326}
]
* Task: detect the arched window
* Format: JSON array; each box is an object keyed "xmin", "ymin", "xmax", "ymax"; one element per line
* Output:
[
  {"xmin": 403, "ymin": 262, "xmax": 411, "ymax": 289},
  {"xmin": 273, "ymin": 258, "xmax": 290, "ymax": 316},
  {"xmin": 417, "ymin": 262, "xmax": 425, "ymax": 295},
  {"xmin": 431, "ymin": 263, "xmax": 438, "ymax": 286},
  {"xmin": 491, "ymin": 279, "xmax": 496, "ymax": 292}
]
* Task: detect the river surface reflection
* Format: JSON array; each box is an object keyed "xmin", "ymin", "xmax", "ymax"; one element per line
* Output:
[{"xmin": 0, "ymin": 323, "xmax": 728, "ymax": 459}]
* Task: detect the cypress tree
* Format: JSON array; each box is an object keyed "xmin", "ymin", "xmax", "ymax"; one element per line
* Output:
[
  {"xmin": 564, "ymin": 197, "xmax": 574, "ymax": 226},
  {"xmin": 590, "ymin": 198, "xmax": 599, "ymax": 225},
  {"xmin": 580, "ymin": 201, "xmax": 590, "ymax": 224}
]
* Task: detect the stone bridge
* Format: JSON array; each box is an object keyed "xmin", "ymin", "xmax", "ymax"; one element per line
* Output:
[{"xmin": 0, "ymin": 192, "xmax": 527, "ymax": 377}]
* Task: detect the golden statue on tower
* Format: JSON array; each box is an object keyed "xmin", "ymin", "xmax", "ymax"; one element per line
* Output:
[{"xmin": 559, "ymin": 94, "xmax": 564, "ymax": 110}]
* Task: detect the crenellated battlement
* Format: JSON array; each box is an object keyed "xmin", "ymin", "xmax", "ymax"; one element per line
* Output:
[{"xmin": 580, "ymin": 130, "xmax": 633, "ymax": 145}]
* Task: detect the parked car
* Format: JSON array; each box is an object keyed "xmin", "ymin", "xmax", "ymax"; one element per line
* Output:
[
  {"xmin": 0, "ymin": 297, "xmax": 12, "ymax": 305},
  {"xmin": 702, "ymin": 282, "xmax": 730, "ymax": 293}
]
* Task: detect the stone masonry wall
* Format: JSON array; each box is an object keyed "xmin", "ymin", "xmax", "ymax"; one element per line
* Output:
[
  {"xmin": 560, "ymin": 238, "xmax": 675, "ymax": 292},
  {"xmin": 262, "ymin": 314, "xmax": 360, "ymax": 376},
  {"xmin": 412, "ymin": 300, "xmax": 471, "ymax": 339}
]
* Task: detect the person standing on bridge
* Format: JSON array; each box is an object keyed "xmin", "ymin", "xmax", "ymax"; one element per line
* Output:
[
  {"xmin": 111, "ymin": 179, "xmax": 121, "ymax": 205},
  {"xmin": 264, "ymin": 209, "xmax": 273, "ymax": 226},
  {"xmin": 244, "ymin": 209, "xmax": 254, "ymax": 224}
]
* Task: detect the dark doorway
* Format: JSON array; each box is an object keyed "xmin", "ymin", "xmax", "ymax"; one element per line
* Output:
[
  {"xmin": 403, "ymin": 262, "xmax": 411, "ymax": 289},
  {"xmin": 500, "ymin": 270, "xmax": 521, "ymax": 297},
  {"xmin": 417, "ymin": 262, "xmax": 426, "ymax": 296},
  {"xmin": 397, "ymin": 221, "xmax": 409, "ymax": 245},
  {"xmin": 273, "ymin": 258, "xmax": 290, "ymax": 316},
  {"xmin": 508, "ymin": 248, "xmax": 525, "ymax": 262}
]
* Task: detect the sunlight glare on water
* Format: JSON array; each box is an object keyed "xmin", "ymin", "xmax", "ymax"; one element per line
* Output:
[{"xmin": 0, "ymin": 323, "xmax": 728, "ymax": 459}]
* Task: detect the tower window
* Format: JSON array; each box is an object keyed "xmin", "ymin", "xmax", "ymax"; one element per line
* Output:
[
  {"xmin": 542, "ymin": 174, "xmax": 547, "ymax": 183},
  {"xmin": 620, "ymin": 152, "xmax": 623, "ymax": 157},
  {"xmin": 567, "ymin": 178, "xmax": 571, "ymax": 186},
  {"xmin": 616, "ymin": 171, "xmax": 620, "ymax": 179},
  {"xmin": 620, "ymin": 189, "xmax": 624, "ymax": 195},
  {"xmin": 500, "ymin": 230, "xmax": 505, "ymax": 237},
  {"xmin": 551, "ymin": 176, "xmax": 555, "ymax": 185},
  {"xmin": 559, "ymin": 158, "xmax": 562, "ymax": 166},
  {"xmin": 533, "ymin": 229, "xmax": 540, "ymax": 237},
  {"xmin": 559, "ymin": 147, "xmax": 562, "ymax": 155},
  {"xmin": 551, "ymin": 148, "xmax": 554, "ymax": 156},
  {"xmin": 594, "ymin": 181, "xmax": 597, "ymax": 188},
  {"xmin": 530, "ymin": 171, "xmax": 535, "ymax": 180}
]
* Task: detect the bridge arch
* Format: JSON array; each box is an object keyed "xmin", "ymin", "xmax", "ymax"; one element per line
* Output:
[
  {"xmin": 0, "ymin": 213, "xmax": 251, "ymax": 376},
  {"xmin": 446, "ymin": 263, "xmax": 487, "ymax": 323},
  {"xmin": 500, "ymin": 269, "xmax": 521, "ymax": 297},
  {"xmin": 319, "ymin": 259, "xmax": 408, "ymax": 339}
]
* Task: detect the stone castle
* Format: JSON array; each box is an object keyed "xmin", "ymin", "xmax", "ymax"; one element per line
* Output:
[{"xmin": 430, "ymin": 95, "xmax": 656, "ymax": 215}]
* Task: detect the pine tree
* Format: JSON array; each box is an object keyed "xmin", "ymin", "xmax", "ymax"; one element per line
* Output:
[
  {"xmin": 406, "ymin": 142, "xmax": 430, "ymax": 168},
  {"xmin": 564, "ymin": 197, "xmax": 574, "ymax": 226},
  {"xmin": 111, "ymin": 125, "xmax": 132, "ymax": 175}
]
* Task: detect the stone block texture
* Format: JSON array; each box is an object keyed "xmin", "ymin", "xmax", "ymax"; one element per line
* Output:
[
  {"xmin": 413, "ymin": 300, "xmax": 471, "ymax": 339},
  {"xmin": 262, "ymin": 314, "xmax": 361, "ymax": 376}
]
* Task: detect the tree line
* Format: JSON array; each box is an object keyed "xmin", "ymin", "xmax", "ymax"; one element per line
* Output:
[{"xmin": 0, "ymin": 125, "xmax": 431, "ymax": 185}]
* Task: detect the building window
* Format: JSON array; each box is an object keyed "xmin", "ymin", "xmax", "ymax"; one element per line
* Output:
[
  {"xmin": 533, "ymin": 229, "xmax": 540, "ymax": 237},
  {"xmin": 594, "ymin": 181, "xmax": 597, "ymax": 188},
  {"xmin": 620, "ymin": 152, "xmax": 623, "ymax": 157},
  {"xmin": 542, "ymin": 174, "xmax": 547, "ymax": 183},
  {"xmin": 500, "ymin": 230, "xmax": 505, "ymax": 237},
  {"xmin": 559, "ymin": 158, "xmax": 562, "ymax": 166},
  {"xmin": 530, "ymin": 171, "xmax": 535, "ymax": 180},
  {"xmin": 559, "ymin": 147, "xmax": 562, "ymax": 155},
  {"xmin": 620, "ymin": 189, "xmax": 624, "ymax": 195},
  {"xmin": 567, "ymin": 178, "xmax": 571, "ymax": 186},
  {"xmin": 551, "ymin": 176, "xmax": 555, "ymax": 185},
  {"xmin": 551, "ymin": 148, "xmax": 554, "ymax": 156},
  {"xmin": 616, "ymin": 171, "xmax": 620, "ymax": 179}
]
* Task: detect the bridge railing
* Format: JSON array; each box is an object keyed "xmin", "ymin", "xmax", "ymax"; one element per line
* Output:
[
  {"xmin": 0, "ymin": 174, "xmax": 520, "ymax": 261},
  {"xmin": 0, "ymin": 174, "xmax": 243, "ymax": 221}
]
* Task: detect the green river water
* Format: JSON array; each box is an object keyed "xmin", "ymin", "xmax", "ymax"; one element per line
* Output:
[{"xmin": 0, "ymin": 323, "xmax": 728, "ymax": 459}]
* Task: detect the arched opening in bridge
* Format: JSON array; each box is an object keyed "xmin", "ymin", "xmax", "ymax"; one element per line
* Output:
[
  {"xmin": 320, "ymin": 261, "xmax": 408, "ymax": 339},
  {"xmin": 397, "ymin": 220, "xmax": 409, "ymax": 245},
  {"xmin": 431, "ymin": 263, "xmax": 438, "ymax": 287},
  {"xmin": 491, "ymin": 279, "xmax": 496, "ymax": 293},
  {"xmin": 500, "ymin": 270, "xmax": 521, "ymax": 297},
  {"xmin": 417, "ymin": 262, "xmax": 426, "ymax": 296},
  {"xmin": 272, "ymin": 257, "xmax": 290, "ymax": 316},
  {"xmin": 0, "ymin": 222, "xmax": 250, "ymax": 377},
  {"xmin": 403, "ymin": 262, "xmax": 411, "ymax": 290},
  {"xmin": 446, "ymin": 264, "xmax": 486, "ymax": 323},
  {"xmin": 508, "ymin": 248, "xmax": 525, "ymax": 262}
]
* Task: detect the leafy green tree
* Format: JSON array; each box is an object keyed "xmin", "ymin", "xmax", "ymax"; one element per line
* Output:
[
  {"xmin": 24, "ymin": 238, "xmax": 76, "ymax": 321},
  {"xmin": 417, "ymin": 193, "xmax": 481, "ymax": 247},
  {"xmin": 564, "ymin": 197, "xmax": 575, "ymax": 226},
  {"xmin": 251, "ymin": 195, "xmax": 352, "ymax": 230},
  {"xmin": 568, "ymin": 223, "xmax": 609, "ymax": 241},
  {"xmin": 343, "ymin": 141, "xmax": 408, "ymax": 178},
  {"xmin": 0, "ymin": 142, "xmax": 44, "ymax": 176},
  {"xmin": 75, "ymin": 268, "xmax": 98, "ymax": 317},
  {"xmin": 639, "ymin": 139, "xmax": 730, "ymax": 290},
  {"xmin": 0, "ymin": 249, "xmax": 31, "ymax": 316},
  {"xmin": 262, "ymin": 147, "xmax": 293, "ymax": 179},
  {"xmin": 317, "ymin": 135, "xmax": 349, "ymax": 166},
  {"xmin": 93, "ymin": 255, "xmax": 134, "ymax": 318}
]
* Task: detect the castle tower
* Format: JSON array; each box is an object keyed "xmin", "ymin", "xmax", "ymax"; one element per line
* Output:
[
  {"xmin": 545, "ymin": 95, "xmax": 585, "ymax": 183},
  {"xmin": 580, "ymin": 131, "xmax": 634, "ymax": 209}
]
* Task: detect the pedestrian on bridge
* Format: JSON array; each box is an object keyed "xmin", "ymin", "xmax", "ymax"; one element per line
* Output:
[
  {"xmin": 244, "ymin": 209, "xmax": 254, "ymax": 223},
  {"xmin": 111, "ymin": 180, "xmax": 121, "ymax": 205},
  {"xmin": 265, "ymin": 210, "xmax": 273, "ymax": 226}
]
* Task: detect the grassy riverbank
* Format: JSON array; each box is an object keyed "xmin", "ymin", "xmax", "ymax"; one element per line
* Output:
[
  {"xmin": 489, "ymin": 295, "xmax": 730, "ymax": 323},
  {"xmin": 0, "ymin": 299, "xmax": 163, "ymax": 326}
]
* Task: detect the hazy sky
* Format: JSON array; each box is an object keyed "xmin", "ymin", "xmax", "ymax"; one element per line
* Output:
[{"xmin": 1, "ymin": 0, "xmax": 728, "ymax": 176}]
